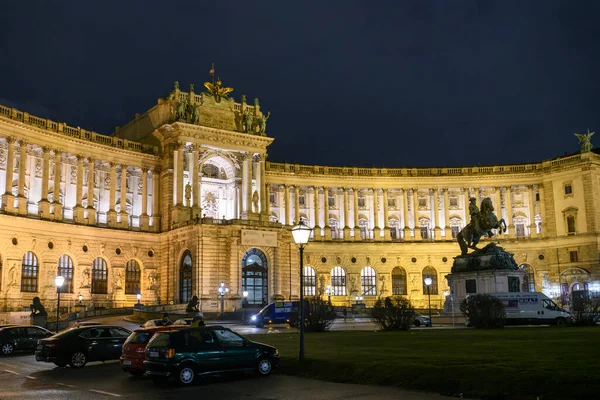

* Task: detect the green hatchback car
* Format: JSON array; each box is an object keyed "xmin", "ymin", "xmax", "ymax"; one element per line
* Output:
[{"xmin": 143, "ymin": 326, "xmax": 280, "ymax": 385}]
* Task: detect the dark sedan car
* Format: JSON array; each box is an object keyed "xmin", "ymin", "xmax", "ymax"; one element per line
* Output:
[
  {"xmin": 1, "ymin": 325, "xmax": 53, "ymax": 355},
  {"xmin": 144, "ymin": 326, "xmax": 280, "ymax": 385},
  {"xmin": 35, "ymin": 325, "xmax": 132, "ymax": 368}
]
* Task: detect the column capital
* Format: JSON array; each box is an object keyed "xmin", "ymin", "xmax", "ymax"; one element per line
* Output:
[
  {"xmin": 153, "ymin": 167, "xmax": 161, "ymax": 174},
  {"xmin": 142, "ymin": 167, "xmax": 149, "ymax": 174},
  {"xmin": 412, "ymin": 187, "xmax": 419, "ymax": 193},
  {"xmin": 5, "ymin": 136, "xmax": 16, "ymax": 144},
  {"xmin": 441, "ymin": 186, "xmax": 449, "ymax": 192},
  {"xmin": 87, "ymin": 157, "xmax": 95, "ymax": 165},
  {"xmin": 42, "ymin": 146, "xmax": 52, "ymax": 154},
  {"xmin": 18, "ymin": 139, "xmax": 28, "ymax": 147},
  {"xmin": 75, "ymin": 154, "xmax": 85, "ymax": 163},
  {"xmin": 382, "ymin": 188, "xmax": 388, "ymax": 193}
]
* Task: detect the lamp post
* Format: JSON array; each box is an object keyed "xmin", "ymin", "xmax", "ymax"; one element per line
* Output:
[
  {"xmin": 291, "ymin": 220, "xmax": 313, "ymax": 361},
  {"xmin": 218, "ymin": 282, "xmax": 229, "ymax": 316},
  {"xmin": 242, "ymin": 291, "xmax": 249, "ymax": 323},
  {"xmin": 424, "ymin": 277, "xmax": 433, "ymax": 327},
  {"xmin": 54, "ymin": 276, "xmax": 65, "ymax": 333}
]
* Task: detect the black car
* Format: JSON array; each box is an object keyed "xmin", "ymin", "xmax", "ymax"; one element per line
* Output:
[
  {"xmin": 35, "ymin": 325, "xmax": 132, "ymax": 368},
  {"xmin": 1, "ymin": 325, "xmax": 53, "ymax": 355},
  {"xmin": 144, "ymin": 326, "xmax": 280, "ymax": 385}
]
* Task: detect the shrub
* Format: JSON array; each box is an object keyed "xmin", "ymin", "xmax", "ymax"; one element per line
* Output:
[
  {"xmin": 289, "ymin": 298, "xmax": 336, "ymax": 332},
  {"xmin": 460, "ymin": 294, "xmax": 506, "ymax": 329},
  {"xmin": 371, "ymin": 296, "xmax": 415, "ymax": 331},
  {"xmin": 572, "ymin": 293, "xmax": 600, "ymax": 326}
]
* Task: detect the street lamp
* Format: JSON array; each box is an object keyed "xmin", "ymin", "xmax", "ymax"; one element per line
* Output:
[
  {"xmin": 78, "ymin": 293, "xmax": 83, "ymax": 306},
  {"xmin": 137, "ymin": 293, "xmax": 142, "ymax": 304},
  {"xmin": 242, "ymin": 291, "xmax": 249, "ymax": 323},
  {"xmin": 218, "ymin": 282, "xmax": 229, "ymax": 316},
  {"xmin": 291, "ymin": 219, "xmax": 313, "ymax": 361},
  {"xmin": 54, "ymin": 276, "xmax": 65, "ymax": 333},
  {"xmin": 424, "ymin": 277, "xmax": 433, "ymax": 327},
  {"xmin": 326, "ymin": 285, "xmax": 331, "ymax": 303}
]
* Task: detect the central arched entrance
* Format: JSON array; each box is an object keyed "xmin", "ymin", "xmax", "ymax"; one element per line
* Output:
[
  {"xmin": 241, "ymin": 248, "xmax": 268, "ymax": 306},
  {"xmin": 179, "ymin": 250, "xmax": 193, "ymax": 303}
]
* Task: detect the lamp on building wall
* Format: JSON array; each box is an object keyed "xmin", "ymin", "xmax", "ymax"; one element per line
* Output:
[
  {"xmin": 355, "ymin": 296, "xmax": 363, "ymax": 305},
  {"xmin": 137, "ymin": 293, "xmax": 142, "ymax": 304},
  {"xmin": 291, "ymin": 219, "xmax": 313, "ymax": 361},
  {"xmin": 424, "ymin": 277, "xmax": 433, "ymax": 327},
  {"xmin": 54, "ymin": 276, "xmax": 65, "ymax": 333},
  {"xmin": 78, "ymin": 293, "xmax": 83, "ymax": 306},
  {"xmin": 218, "ymin": 282, "xmax": 229, "ymax": 316}
]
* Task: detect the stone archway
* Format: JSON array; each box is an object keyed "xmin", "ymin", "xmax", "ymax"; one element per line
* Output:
[{"xmin": 241, "ymin": 248, "xmax": 269, "ymax": 306}]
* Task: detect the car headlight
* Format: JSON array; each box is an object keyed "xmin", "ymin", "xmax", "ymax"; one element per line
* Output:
[
  {"xmin": 274, "ymin": 348, "xmax": 279, "ymax": 356},
  {"xmin": 251, "ymin": 315, "xmax": 257, "ymax": 321}
]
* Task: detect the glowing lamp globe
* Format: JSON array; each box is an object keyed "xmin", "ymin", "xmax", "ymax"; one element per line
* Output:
[
  {"xmin": 291, "ymin": 220, "xmax": 312, "ymax": 245},
  {"xmin": 424, "ymin": 277, "xmax": 433, "ymax": 286},
  {"xmin": 55, "ymin": 275, "xmax": 65, "ymax": 288}
]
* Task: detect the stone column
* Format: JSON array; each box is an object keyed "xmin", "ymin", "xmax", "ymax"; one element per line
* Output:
[
  {"xmin": 38, "ymin": 146, "xmax": 51, "ymax": 218},
  {"xmin": 506, "ymin": 186, "xmax": 514, "ymax": 237},
  {"xmin": 119, "ymin": 165, "xmax": 129, "ymax": 227},
  {"xmin": 246, "ymin": 156, "xmax": 253, "ymax": 215},
  {"xmin": 343, "ymin": 187, "xmax": 351, "ymax": 239},
  {"xmin": 73, "ymin": 155, "xmax": 85, "ymax": 223},
  {"xmin": 294, "ymin": 186, "xmax": 300, "ymax": 224},
  {"xmin": 17, "ymin": 140, "xmax": 28, "ymax": 214},
  {"xmin": 464, "ymin": 188, "xmax": 470, "ymax": 223},
  {"xmin": 474, "ymin": 186, "xmax": 480, "ymax": 207},
  {"xmin": 403, "ymin": 188, "xmax": 411, "ymax": 240},
  {"xmin": 260, "ymin": 155, "xmax": 267, "ymax": 215},
  {"xmin": 86, "ymin": 158, "xmax": 96, "ymax": 225},
  {"xmin": 412, "ymin": 188, "xmax": 419, "ymax": 238},
  {"xmin": 373, "ymin": 188, "xmax": 380, "ymax": 241},
  {"xmin": 324, "ymin": 187, "xmax": 331, "ymax": 240},
  {"xmin": 383, "ymin": 189, "xmax": 391, "ymax": 240},
  {"xmin": 538, "ymin": 184, "xmax": 545, "ymax": 237},
  {"xmin": 152, "ymin": 168, "xmax": 161, "ymax": 230},
  {"xmin": 52, "ymin": 150, "xmax": 63, "ymax": 220},
  {"xmin": 191, "ymin": 146, "xmax": 200, "ymax": 218},
  {"xmin": 140, "ymin": 167, "xmax": 150, "ymax": 230},
  {"xmin": 175, "ymin": 145, "xmax": 184, "ymax": 206},
  {"xmin": 107, "ymin": 162, "xmax": 118, "ymax": 227},
  {"xmin": 2, "ymin": 137, "xmax": 16, "ymax": 213},
  {"xmin": 313, "ymin": 186, "xmax": 320, "ymax": 233},
  {"xmin": 495, "ymin": 186, "xmax": 502, "ymax": 221},
  {"xmin": 443, "ymin": 188, "xmax": 451, "ymax": 239},
  {"xmin": 528, "ymin": 185, "xmax": 536, "ymax": 237},
  {"xmin": 241, "ymin": 154, "xmax": 249, "ymax": 215},
  {"xmin": 433, "ymin": 188, "xmax": 442, "ymax": 240},
  {"xmin": 353, "ymin": 187, "xmax": 360, "ymax": 241},
  {"xmin": 284, "ymin": 184, "xmax": 290, "ymax": 225}
]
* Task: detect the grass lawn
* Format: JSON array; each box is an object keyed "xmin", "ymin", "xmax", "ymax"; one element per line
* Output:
[{"xmin": 247, "ymin": 327, "xmax": 600, "ymax": 400}]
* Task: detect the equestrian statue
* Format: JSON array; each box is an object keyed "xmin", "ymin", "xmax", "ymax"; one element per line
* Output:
[{"xmin": 457, "ymin": 197, "xmax": 507, "ymax": 255}]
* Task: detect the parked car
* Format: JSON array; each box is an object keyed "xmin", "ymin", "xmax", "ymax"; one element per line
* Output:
[
  {"xmin": 413, "ymin": 313, "xmax": 432, "ymax": 327},
  {"xmin": 120, "ymin": 325, "xmax": 187, "ymax": 376},
  {"xmin": 144, "ymin": 326, "xmax": 280, "ymax": 385},
  {"xmin": 73, "ymin": 321, "xmax": 102, "ymax": 328},
  {"xmin": 141, "ymin": 319, "xmax": 172, "ymax": 328},
  {"xmin": 35, "ymin": 325, "xmax": 132, "ymax": 368},
  {"xmin": 1, "ymin": 325, "xmax": 53, "ymax": 355},
  {"xmin": 172, "ymin": 319, "xmax": 193, "ymax": 326}
]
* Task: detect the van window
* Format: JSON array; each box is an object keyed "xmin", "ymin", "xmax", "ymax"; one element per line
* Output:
[
  {"xmin": 147, "ymin": 332, "xmax": 172, "ymax": 348},
  {"xmin": 213, "ymin": 329, "xmax": 246, "ymax": 347},
  {"xmin": 542, "ymin": 299, "xmax": 560, "ymax": 311}
]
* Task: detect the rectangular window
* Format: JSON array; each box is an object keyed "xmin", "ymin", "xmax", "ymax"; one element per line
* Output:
[
  {"xmin": 564, "ymin": 185, "xmax": 572, "ymax": 195},
  {"xmin": 516, "ymin": 224, "xmax": 525, "ymax": 237},
  {"xmin": 451, "ymin": 226, "xmax": 460, "ymax": 238},
  {"xmin": 465, "ymin": 279, "xmax": 477, "ymax": 294},
  {"xmin": 390, "ymin": 228, "xmax": 397, "ymax": 239},
  {"xmin": 299, "ymin": 194, "xmax": 305, "ymax": 206},
  {"xmin": 535, "ymin": 193, "xmax": 540, "ymax": 202},
  {"xmin": 328, "ymin": 195, "xmax": 335, "ymax": 207},
  {"xmin": 420, "ymin": 227, "xmax": 429, "ymax": 239},
  {"xmin": 358, "ymin": 197, "xmax": 365, "ymax": 207},
  {"xmin": 567, "ymin": 216, "xmax": 576, "ymax": 234},
  {"xmin": 269, "ymin": 192, "xmax": 276, "ymax": 204},
  {"xmin": 360, "ymin": 226, "xmax": 367, "ymax": 239},
  {"xmin": 570, "ymin": 251, "xmax": 578, "ymax": 262},
  {"xmin": 418, "ymin": 198, "xmax": 427, "ymax": 208},
  {"xmin": 449, "ymin": 197, "xmax": 458, "ymax": 207},
  {"xmin": 388, "ymin": 198, "xmax": 396, "ymax": 207}
]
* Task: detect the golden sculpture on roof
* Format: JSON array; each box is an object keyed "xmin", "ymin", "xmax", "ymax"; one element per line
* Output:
[{"xmin": 204, "ymin": 78, "xmax": 234, "ymax": 103}]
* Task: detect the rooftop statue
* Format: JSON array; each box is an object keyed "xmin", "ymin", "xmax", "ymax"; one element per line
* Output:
[
  {"xmin": 203, "ymin": 78, "xmax": 233, "ymax": 103},
  {"xmin": 575, "ymin": 129, "xmax": 595, "ymax": 153},
  {"xmin": 457, "ymin": 197, "xmax": 507, "ymax": 255}
]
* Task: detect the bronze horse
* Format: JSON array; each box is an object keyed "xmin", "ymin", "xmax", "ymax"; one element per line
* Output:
[{"xmin": 457, "ymin": 197, "xmax": 507, "ymax": 255}]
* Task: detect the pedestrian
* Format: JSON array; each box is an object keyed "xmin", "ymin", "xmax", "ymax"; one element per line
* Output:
[
  {"xmin": 191, "ymin": 312, "xmax": 205, "ymax": 327},
  {"xmin": 343, "ymin": 307, "xmax": 347, "ymax": 323},
  {"xmin": 161, "ymin": 313, "xmax": 172, "ymax": 326}
]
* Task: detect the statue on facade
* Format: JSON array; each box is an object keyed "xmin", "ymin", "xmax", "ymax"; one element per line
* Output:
[
  {"xmin": 468, "ymin": 197, "xmax": 480, "ymax": 233},
  {"xmin": 457, "ymin": 197, "xmax": 507, "ymax": 255},
  {"xmin": 30, "ymin": 297, "xmax": 47, "ymax": 317},
  {"xmin": 185, "ymin": 183, "xmax": 192, "ymax": 206},
  {"xmin": 575, "ymin": 129, "xmax": 595, "ymax": 153},
  {"xmin": 252, "ymin": 190, "xmax": 259, "ymax": 213},
  {"xmin": 173, "ymin": 81, "xmax": 180, "ymax": 91},
  {"xmin": 242, "ymin": 110, "xmax": 254, "ymax": 133},
  {"xmin": 203, "ymin": 78, "xmax": 233, "ymax": 103},
  {"xmin": 255, "ymin": 112, "xmax": 270, "ymax": 135}
]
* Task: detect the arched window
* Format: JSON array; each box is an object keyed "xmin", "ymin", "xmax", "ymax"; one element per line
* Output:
[
  {"xmin": 180, "ymin": 250, "xmax": 193, "ymax": 303},
  {"xmin": 519, "ymin": 264, "xmax": 535, "ymax": 292},
  {"xmin": 419, "ymin": 218, "xmax": 431, "ymax": 239},
  {"xmin": 57, "ymin": 255, "xmax": 74, "ymax": 293},
  {"xmin": 91, "ymin": 258, "xmax": 108, "ymax": 294},
  {"xmin": 330, "ymin": 266, "xmax": 346, "ymax": 296},
  {"xmin": 422, "ymin": 266, "xmax": 438, "ymax": 295},
  {"xmin": 125, "ymin": 260, "xmax": 141, "ymax": 295},
  {"xmin": 202, "ymin": 163, "xmax": 219, "ymax": 179},
  {"xmin": 242, "ymin": 249, "xmax": 269, "ymax": 306},
  {"xmin": 391, "ymin": 267, "xmax": 407, "ymax": 295},
  {"xmin": 361, "ymin": 266, "xmax": 377, "ymax": 296},
  {"xmin": 303, "ymin": 266, "xmax": 316, "ymax": 296},
  {"xmin": 21, "ymin": 252, "xmax": 39, "ymax": 293}
]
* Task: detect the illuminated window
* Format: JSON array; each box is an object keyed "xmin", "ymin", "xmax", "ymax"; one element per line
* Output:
[
  {"xmin": 569, "ymin": 251, "xmax": 578, "ymax": 263},
  {"xmin": 303, "ymin": 266, "xmax": 316, "ymax": 296},
  {"xmin": 91, "ymin": 258, "xmax": 108, "ymax": 294},
  {"xmin": 358, "ymin": 195, "xmax": 365, "ymax": 207},
  {"xmin": 57, "ymin": 255, "xmax": 74, "ymax": 293},
  {"xmin": 179, "ymin": 250, "xmax": 192, "ymax": 303},
  {"xmin": 422, "ymin": 266, "xmax": 438, "ymax": 295},
  {"xmin": 328, "ymin": 194, "xmax": 335, "ymax": 207},
  {"xmin": 125, "ymin": 259, "xmax": 141, "ymax": 295},
  {"xmin": 21, "ymin": 252, "xmax": 39, "ymax": 293},
  {"xmin": 269, "ymin": 191, "xmax": 276, "ymax": 204},
  {"xmin": 564, "ymin": 185, "xmax": 572, "ymax": 195},
  {"xmin": 330, "ymin": 266, "xmax": 346, "ymax": 296},
  {"xmin": 361, "ymin": 266, "xmax": 377, "ymax": 296},
  {"xmin": 391, "ymin": 267, "xmax": 407, "ymax": 295},
  {"xmin": 418, "ymin": 198, "xmax": 427, "ymax": 208},
  {"xmin": 449, "ymin": 197, "xmax": 458, "ymax": 207},
  {"xmin": 567, "ymin": 216, "xmax": 576, "ymax": 234},
  {"xmin": 388, "ymin": 197, "xmax": 396, "ymax": 207},
  {"xmin": 451, "ymin": 226, "xmax": 460, "ymax": 238},
  {"xmin": 359, "ymin": 218, "xmax": 369, "ymax": 240},
  {"xmin": 298, "ymin": 193, "xmax": 305, "ymax": 206}
]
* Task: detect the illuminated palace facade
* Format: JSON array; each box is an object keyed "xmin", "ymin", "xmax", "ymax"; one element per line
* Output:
[{"xmin": 0, "ymin": 81, "xmax": 599, "ymax": 313}]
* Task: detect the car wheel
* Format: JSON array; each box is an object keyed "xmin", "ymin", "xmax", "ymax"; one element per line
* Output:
[
  {"xmin": 257, "ymin": 357, "xmax": 272, "ymax": 376},
  {"xmin": 555, "ymin": 318, "xmax": 567, "ymax": 327},
  {"xmin": 1, "ymin": 343, "xmax": 14, "ymax": 355},
  {"xmin": 69, "ymin": 351, "xmax": 87, "ymax": 368},
  {"xmin": 414, "ymin": 320, "xmax": 421, "ymax": 327},
  {"xmin": 178, "ymin": 365, "xmax": 196, "ymax": 385}
]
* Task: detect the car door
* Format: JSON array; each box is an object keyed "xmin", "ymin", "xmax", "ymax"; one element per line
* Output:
[
  {"xmin": 25, "ymin": 327, "xmax": 50, "ymax": 350},
  {"xmin": 10, "ymin": 328, "xmax": 28, "ymax": 350},
  {"xmin": 82, "ymin": 328, "xmax": 114, "ymax": 361},
  {"xmin": 211, "ymin": 328, "xmax": 256, "ymax": 370},
  {"xmin": 187, "ymin": 329, "xmax": 224, "ymax": 373},
  {"xmin": 107, "ymin": 327, "xmax": 131, "ymax": 359}
]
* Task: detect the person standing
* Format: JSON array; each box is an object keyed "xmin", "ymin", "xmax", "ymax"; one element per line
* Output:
[{"xmin": 343, "ymin": 308, "xmax": 347, "ymax": 323}]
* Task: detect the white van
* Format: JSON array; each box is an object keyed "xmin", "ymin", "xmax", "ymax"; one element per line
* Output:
[{"xmin": 491, "ymin": 292, "xmax": 571, "ymax": 326}]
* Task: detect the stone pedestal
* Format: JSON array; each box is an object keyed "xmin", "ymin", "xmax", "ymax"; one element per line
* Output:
[
  {"xmin": 241, "ymin": 211, "xmax": 259, "ymax": 221},
  {"xmin": 119, "ymin": 212, "xmax": 129, "ymax": 228},
  {"xmin": 17, "ymin": 195, "xmax": 28, "ymax": 215},
  {"xmin": 87, "ymin": 207, "xmax": 96, "ymax": 225},
  {"xmin": 344, "ymin": 227, "xmax": 351, "ymax": 240},
  {"xmin": 140, "ymin": 214, "xmax": 150, "ymax": 231},
  {"xmin": 403, "ymin": 227, "xmax": 412, "ymax": 241},
  {"xmin": 73, "ymin": 205, "xmax": 85, "ymax": 223},
  {"xmin": 53, "ymin": 202, "xmax": 63, "ymax": 221},
  {"xmin": 38, "ymin": 200, "xmax": 51, "ymax": 219},
  {"xmin": 107, "ymin": 210, "xmax": 118, "ymax": 227},
  {"xmin": 383, "ymin": 226, "xmax": 391, "ymax": 241},
  {"xmin": 1, "ymin": 194, "xmax": 16, "ymax": 213},
  {"xmin": 434, "ymin": 227, "xmax": 442, "ymax": 241},
  {"xmin": 324, "ymin": 226, "xmax": 332, "ymax": 240},
  {"xmin": 373, "ymin": 228, "xmax": 382, "ymax": 241}
]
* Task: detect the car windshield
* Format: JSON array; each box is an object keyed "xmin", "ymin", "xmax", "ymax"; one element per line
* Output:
[
  {"xmin": 147, "ymin": 332, "xmax": 172, "ymax": 348},
  {"xmin": 258, "ymin": 305, "xmax": 269, "ymax": 315},
  {"xmin": 125, "ymin": 332, "xmax": 151, "ymax": 345}
]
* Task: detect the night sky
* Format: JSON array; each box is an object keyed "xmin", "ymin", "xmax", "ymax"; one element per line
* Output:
[{"xmin": 1, "ymin": 1, "xmax": 599, "ymax": 167}]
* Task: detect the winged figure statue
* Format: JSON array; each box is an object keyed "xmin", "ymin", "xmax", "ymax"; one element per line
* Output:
[
  {"xmin": 574, "ymin": 129, "xmax": 595, "ymax": 153},
  {"xmin": 204, "ymin": 78, "xmax": 234, "ymax": 102}
]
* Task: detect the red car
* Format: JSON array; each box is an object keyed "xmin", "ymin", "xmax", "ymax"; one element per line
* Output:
[{"xmin": 120, "ymin": 326, "xmax": 186, "ymax": 376}]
